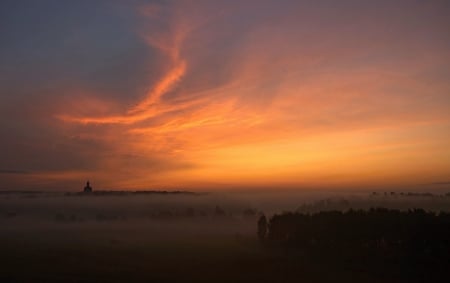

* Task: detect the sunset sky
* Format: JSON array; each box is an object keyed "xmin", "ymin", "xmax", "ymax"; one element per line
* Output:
[{"xmin": 1, "ymin": 0, "xmax": 449, "ymax": 191}]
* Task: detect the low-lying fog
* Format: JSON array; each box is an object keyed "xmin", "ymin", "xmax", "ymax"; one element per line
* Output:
[{"xmin": 1, "ymin": 190, "xmax": 449, "ymax": 245}]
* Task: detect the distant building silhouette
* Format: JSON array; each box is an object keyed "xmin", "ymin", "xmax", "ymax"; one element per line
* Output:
[{"xmin": 84, "ymin": 181, "xmax": 93, "ymax": 193}]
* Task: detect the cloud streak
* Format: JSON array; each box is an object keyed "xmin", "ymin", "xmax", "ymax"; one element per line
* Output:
[{"xmin": 2, "ymin": 0, "xmax": 450, "ymax": 190}]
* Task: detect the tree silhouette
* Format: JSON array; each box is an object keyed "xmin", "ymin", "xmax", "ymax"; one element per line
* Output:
[
  {"xmin": 257, "ymin": 214, "xmax": 267, "ymax": 241},
  {"xmin": 214, "ymin": 205, "xmax": 226, "ymax": 216},
  {"xmin": 265, "ymin": 208, "xmax": 450, "ymax": 262}
]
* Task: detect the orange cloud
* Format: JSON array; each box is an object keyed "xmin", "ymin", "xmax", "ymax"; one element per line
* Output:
[
  {"xmin": 51, "ymin": 1, "xmax": 450, "ymax": 190},
  {"xmin": 129, "ymin": 60, "xmax": 186, "ymax": 113}
]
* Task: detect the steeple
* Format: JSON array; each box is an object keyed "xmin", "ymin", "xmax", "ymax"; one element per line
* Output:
[{"xmin": 84, "ymin": 181, "xmax": 93, "ymax": 193}]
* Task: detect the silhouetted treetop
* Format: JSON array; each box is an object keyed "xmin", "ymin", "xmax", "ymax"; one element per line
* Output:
[{"xmin": 266, "ymin": 208, "xmax": 450, "ymax": 260}]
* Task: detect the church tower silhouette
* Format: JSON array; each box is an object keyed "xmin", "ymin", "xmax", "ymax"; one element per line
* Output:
[{"xmin": 84, "ymin": 181, "xmax": 93, "ymax": 193}]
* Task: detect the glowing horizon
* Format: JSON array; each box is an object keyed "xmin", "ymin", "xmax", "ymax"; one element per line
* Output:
[{"xmin": 1, "ymin": 1, "xmax": 449, "ymax": 191}]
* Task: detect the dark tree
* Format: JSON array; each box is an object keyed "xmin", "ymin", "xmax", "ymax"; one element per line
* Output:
[
  {"xmin": 214, "ymin": 205, "xmax": 226, "ymax": 216},
  {"xmin": 257, "ymin": 214, "xmax": 267, "ymax": 241}
]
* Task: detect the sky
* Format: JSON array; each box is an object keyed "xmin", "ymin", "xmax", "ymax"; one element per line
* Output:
[{"xmin": 1, "ymin": 0, "xmax": 449, "ymax": 191}]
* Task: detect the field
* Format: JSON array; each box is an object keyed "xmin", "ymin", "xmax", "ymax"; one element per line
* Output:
[{"xmin": 1, "ymin": 191, "xmax": 449, "ymax": 282}]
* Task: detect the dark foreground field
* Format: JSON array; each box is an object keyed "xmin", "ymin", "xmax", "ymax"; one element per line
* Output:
[
  {"xmin": 2, "ymin": 231, "xmax": 448, "ymax": 283},
  {"xmin": 2, "ymin": 235, "xmax": 437, "ymax": 283},
  {"xmin": 1, "ymin": 192, "xmax": 449, "ymax": 282}
]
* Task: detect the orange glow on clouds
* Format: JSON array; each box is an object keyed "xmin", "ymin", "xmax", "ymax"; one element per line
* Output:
[{"xmin": 37, "ymin": 1, "xmax": 450, "ymax": 190}]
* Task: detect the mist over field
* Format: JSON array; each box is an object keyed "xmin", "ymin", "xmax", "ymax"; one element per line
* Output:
[
  {"xmin": 1, "ymin": 189, "xmax": 449, "ymax": 282},
  {"xmin": 2, "ymin": 0, "xmax": 450, "ymax": 281},
  {"xmin": 2, "ymin": 189, "xmax": 449, "ymax": 242}
]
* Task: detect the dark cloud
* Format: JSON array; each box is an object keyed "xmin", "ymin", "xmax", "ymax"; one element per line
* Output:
[{"xmin": 0, "ymin": 170, "xmax": 30, "ymax": 175}]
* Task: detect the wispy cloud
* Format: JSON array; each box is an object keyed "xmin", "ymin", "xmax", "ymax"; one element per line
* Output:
[{"xmin": 2, "ymin": 1, "xmax": 449, "ymax": 190}]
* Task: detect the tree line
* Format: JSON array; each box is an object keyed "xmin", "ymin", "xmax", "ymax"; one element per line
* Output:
[{"xmin": 258, "ymin": 208, "xmax": 450, "ymax": 260}]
